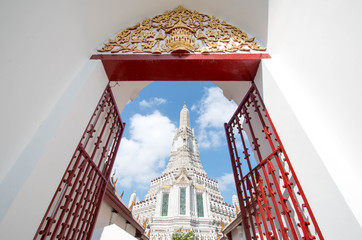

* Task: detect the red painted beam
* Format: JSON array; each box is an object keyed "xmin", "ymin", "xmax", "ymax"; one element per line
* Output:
[{"xmin": 91, "ymin": 53, "xmax": 270, "ymax": 81}]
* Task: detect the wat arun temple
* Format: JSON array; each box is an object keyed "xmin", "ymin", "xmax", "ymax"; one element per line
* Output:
[{"xmin": 131, "ymin": 104, "xmax": 238, "ymax": 240}]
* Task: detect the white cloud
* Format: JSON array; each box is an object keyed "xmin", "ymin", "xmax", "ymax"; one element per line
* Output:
[
  {"xmin": 190, "ymin": 104, "xmax": 197, "ymax": 112},
  {"xmin": 217, "ymin": 173, "xmax": 235, "ymax": 191},
  {"xmin": 114, "ymin": 111, "xmax": 176, "ymax": 189},
  {"xmin": 139, "ymin": 97, "xmax": 167, "ymax": 108},
  {"xmin": 194, "ymin": 87, "xmax": 237, "ymax": 148}
]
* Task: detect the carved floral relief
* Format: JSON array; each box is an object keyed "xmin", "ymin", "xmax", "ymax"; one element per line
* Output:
[{"xmin": 97, "ymin": 6, "xmax": 266, "ymax": 54}]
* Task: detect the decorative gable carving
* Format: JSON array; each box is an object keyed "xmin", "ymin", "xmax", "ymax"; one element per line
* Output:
[
  {"xmin": 175, "ymin": 165, "xmax": 192, "ymax": 184},
  {"xmin": 98, "ymin": 6, "xmax": 266, "ymax": 54}
]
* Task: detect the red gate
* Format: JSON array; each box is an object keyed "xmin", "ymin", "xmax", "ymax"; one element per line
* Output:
[
  {"xmin": 224, "ymin": 83, "xmax": 323, "ymax": 240},
  {"xmin": 34, "ymin": 84, "xmax": 125, "ymax": 240}
]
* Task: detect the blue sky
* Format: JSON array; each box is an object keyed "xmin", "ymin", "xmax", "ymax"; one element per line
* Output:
[{"xmin": 113, "ymin": 81, "xmax": 238, "ymax": 205}]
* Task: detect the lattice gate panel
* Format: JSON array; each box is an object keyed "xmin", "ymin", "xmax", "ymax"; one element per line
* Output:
[
  {"xmin": 34, "ymin": 84, "xmax": 125, "ymax": 240},
  {"xmin": 224, "ymin": 83, "xmax": 323, "ymax": 240}
]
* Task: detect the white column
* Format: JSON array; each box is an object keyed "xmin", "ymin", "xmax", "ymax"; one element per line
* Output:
[
  {"xmin": 204, "ymin": 192, "xmax": 211, "ymax": 218},
  {"xmin": 186, "ymin": 185, "xmax": 191, "ymax": 216},
  {"xmin": 169, "ymin": 186, "xmax": 177, "ymax": 216},
  {"xmin": 189, "ymin": 186, "xmax": 196, "ymax": 216},
  {"xmin": 154, "ymin": 192, "xmax": 162, "ymax": 217}
]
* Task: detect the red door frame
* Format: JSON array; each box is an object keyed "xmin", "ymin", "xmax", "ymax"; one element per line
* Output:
[{"xmin": 90, "ymin": 53, "xmax": 270, "ymax": 81}]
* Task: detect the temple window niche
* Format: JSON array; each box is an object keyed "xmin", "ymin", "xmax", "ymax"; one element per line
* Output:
[
  {"xmin": 162, "ymin": 193, "xmax": 169, "ymax": 216},
  {"xmin": 180, "ymin": 188, "xmax": 186, "ymax": 215},
  {"xmin": 197, "ymin": 193, "xmax": 204, "ymax": 217}
]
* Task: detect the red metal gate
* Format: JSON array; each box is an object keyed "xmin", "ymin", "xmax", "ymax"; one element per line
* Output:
[
  {"xmin": 34, "ymin": 84, "xmax": 125, "ymax": 240},
  {"xmin": 224, "ymin": 83, "xmax": 323, "ymax": 240}
]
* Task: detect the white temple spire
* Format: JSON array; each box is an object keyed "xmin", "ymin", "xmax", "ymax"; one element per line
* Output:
[
  {"xmin": 129, "ymin": 190, "xmax": 137, "ymax": 208},
  {"xmin": 179, "ymin": 102, "xmax": 190, "ymax": 129},
  {"xmin": 132, "ymin": 104, "xmax": 236, "ymax": 239}
]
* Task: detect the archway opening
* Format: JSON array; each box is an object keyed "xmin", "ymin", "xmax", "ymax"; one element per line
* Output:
[{"xmin": 111, "ymin": 80, "xmax": 257, "ymax": 205}]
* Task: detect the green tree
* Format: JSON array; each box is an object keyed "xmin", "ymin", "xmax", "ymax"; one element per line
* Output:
[{"xmin": 171, "ymin": 228, "xmax": 196, "ymax": 240}]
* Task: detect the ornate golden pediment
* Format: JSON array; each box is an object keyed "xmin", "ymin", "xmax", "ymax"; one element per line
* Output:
[{"xmin": 98, "ymin": 6, "xmax": 266, "ymax": 54}]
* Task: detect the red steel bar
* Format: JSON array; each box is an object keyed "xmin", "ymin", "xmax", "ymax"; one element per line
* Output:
[
  {"xmin": 256, "ymin": 174, "xmax": 280, "ymax": 240},
  {"xmin": 230, "ymin": 126, "xmax": 260, "ymax": 239},
  {"xmin": 34, "ymin": 84, "xmax": 125, "ymax": 240},
  {"xmin": 236, "ymin": 119, "xmax": 285, "ymax": 239},
  {"xmin": 247, "ymin": 177, "xmax": 270, "ymax": 240},
  {"xmin": 253, "ymin": 85, "xmax": 323, "ymax": 240},
  {"xmin": 242, "ymin": 105, "xmax": 271, "ymax": 240},
  {"xmin": 225, "ymin": 83, "xmax": 324, "ymax": 240},
  {"xmin": 84, "ymin": 97, "xmax": 125, "ymax": 238},
  {"xmin": 225, "ymin": 124, "xmax": 253, "ymax": 239},
  {"xmin": 64, "ymin": 154, "xmax": 95, "ymax": 240},
  {"xmin": 241, "ymin": 109, "xmax": 271, "ymax": 240},
  {"xmin": 243, "ymin": 105, "xmax": 298, "ymax": 239},
  {"xmin": 249, "ymin": 89, "xmax": 313, "ymax": 239}
]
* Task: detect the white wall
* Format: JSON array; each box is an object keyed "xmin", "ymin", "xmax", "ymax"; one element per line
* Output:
[
  {"xmin": 231, "ymin": 225, "xmax": 246, "ymax": 240},
  {"xmin": 262, "ymin": 0, "xmax": 362, "ymax": 237},
  {"xmin": 256, "ymin": 63, "xmax": 362, "ymax": 239},
  {"xmin": 92, "ymin": 224, "xmax": 138, "ymax": 240},
  {"xmin": 0, "ymin": 60, "xmax": 109, "ymax": 239}
]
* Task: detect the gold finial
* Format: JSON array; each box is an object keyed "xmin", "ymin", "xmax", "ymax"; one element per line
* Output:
[
  {"xmin": 112, "ymin": 178, "xmax": 118, "ymax": 188},
  {"xmin": 221, "ymin": 220, "xmax": 225, "ymax": 231},
  {"xmin": 129, "ymin": 201, "xmax": 134, "ymax": 211},
  {"xmin": 143, "ymin": 218, "xmax": 148, "ymax": 228},
  {"xmin": 234, "ymin": 202, "xmax": 240, "ymax": 213},
  {"xmin": 183, "ymin": 102, "xmax": 186, "ymax": 108},
  {"xmin": 228, "ymin": 216, "xmax": 232, "ymax": 222},
  {"xmin": 120, "ymin": 191, "xmax": 124, "ymax": 199},
  {"xmin": 147, "ymin": 229, "xmax": 151, "ymax": 238},
  {"xmin": 175, "ymin": 5, "xmax": 186, "ymax": 12}
]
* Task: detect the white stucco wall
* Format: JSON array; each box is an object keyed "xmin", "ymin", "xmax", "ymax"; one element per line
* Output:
[
  {"xmin": 263, "ymin": 0, "xmax": 362, "ymax": 238},
  {"xmin": 92, "ymin": 224, "xmax": 137, "ymax": 240},
  {"xmin": 0, "ymin": 60, "xmax": 109, "ymax": 239},
  {"xmin": 255, "ymin": 63, "xmax": 362, "ymax": 239},
  {"xmin": 231, "ymin": 225, "xmax": 246, "ymax": 240}
]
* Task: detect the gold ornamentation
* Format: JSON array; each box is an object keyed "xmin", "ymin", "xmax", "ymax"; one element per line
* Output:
[
  {"xmin": 234, "ymin": 202, "xmax": 240, "ymax": 213},
  {"xmin": 143, "ymin": 218, "xmax": 148, "ymax": 228},
  {"xmin": 162, "ymin": 20, "xmax": 198, "ymax": 53},
  {"xmin": 147, "ymin": 229, "xmax": 151, "ymax": 238},
  {"xmin": 112, "ymin": 178, "xmax": 118, "ymax": 188},
  {"xmin": 120, "ymin": 191, "xmax": 124, "ymax": 199},
  {"xmin": 98, "ymin": 6, "xmax": 266, "ymax": 54}
]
